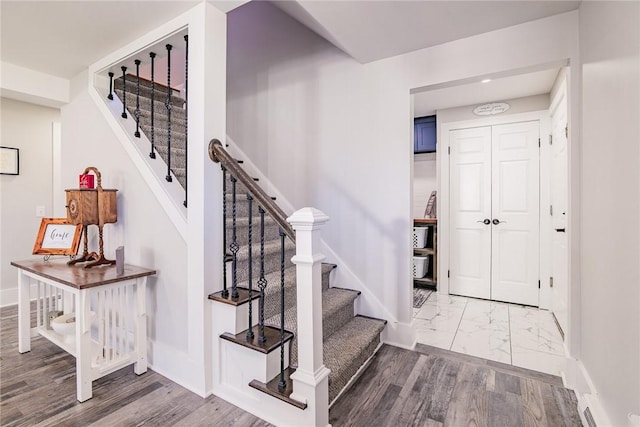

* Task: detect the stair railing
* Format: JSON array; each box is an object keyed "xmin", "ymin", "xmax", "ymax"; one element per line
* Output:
[
  {"xmin": 210, "ymin": 139, "xmax": 330, "ymax": 423},
  {"xmin": 209, "ymin": 140, "xmax": 295, "ymax": 243},
  {"xmin": 209, "ymin": 138, "xmax": 295, "ymax": 396},
  {"xmin": 106, "ymin": 35, "xmax": 188, "ymax": 207}
]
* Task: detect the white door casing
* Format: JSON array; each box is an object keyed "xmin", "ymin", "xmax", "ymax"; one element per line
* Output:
[
  {"xmin": 550, "ymin": 83, "xmax": 569, "ymax": 333},
  {"xmin": 449, "ymin": 126, "xmax": 492, "ymax": 299},
  {"xmin": 490, "ymin": 121, "xmax": 540, "ymax": 306}
]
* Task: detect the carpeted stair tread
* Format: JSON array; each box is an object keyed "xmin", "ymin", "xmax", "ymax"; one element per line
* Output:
[
  {"xmin": 137, "ymin": 109, "xmax": 187, "ymax": 132},
  {"xmin": 264, "ymin": 288, "xmax": 361, "ymax": 368},
  {"xmin": 236, "ymin": 265, "xmax": 298, "ymax": 322},
  {"xmin": 234, "ymin": 239, "xmax": 296, "ymax": 283},
  {"xmin": 234, "ymin": 263, "xmax": 336, "ymax": 323},
  {"xmin": 115, "ymin": 90, "xmax": 186, "ymax": 121},
  {"xmin": 226, "ymin": 216, "xmax": 280, "ymax": 247},
  {"xmin": 322, "ymin": 263, "xmax": 336, "ymax": 290},
  {"xmin": 323, "ymin": 315, "xmax": 386, "ymax": 402},
  {"xmin": 114, "ymin": 78, "xmax": 185, "ymax": 107}
]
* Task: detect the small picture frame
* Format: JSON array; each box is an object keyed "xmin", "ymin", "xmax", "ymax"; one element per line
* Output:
[
  {"xmin": 0, "ymin": 146, "xmax": 19, "ymax": 175},
  {"xmin": 33, "ymin": 218, "xmax": 82, "ymax": 256}
]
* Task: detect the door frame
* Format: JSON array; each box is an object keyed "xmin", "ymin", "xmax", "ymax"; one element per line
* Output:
[{"xmin": 438, "ymin": 110, "xmax": 552, "ymax": 309}]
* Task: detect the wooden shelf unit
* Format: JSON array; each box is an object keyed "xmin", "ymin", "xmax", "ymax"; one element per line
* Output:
[{"xmin": 413, "ymin": 218, "xmax": 437, "ymax": 290}]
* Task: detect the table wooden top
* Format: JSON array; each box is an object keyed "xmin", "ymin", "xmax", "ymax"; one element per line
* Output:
[{"xmin": 10, "ymin": 259, "xmax": 156, "ymax": 290}]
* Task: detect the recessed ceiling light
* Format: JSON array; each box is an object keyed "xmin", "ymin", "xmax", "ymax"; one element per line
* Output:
[{"xmin": 481, "ymin": 79, "xmax": 492, "ymax": 83}]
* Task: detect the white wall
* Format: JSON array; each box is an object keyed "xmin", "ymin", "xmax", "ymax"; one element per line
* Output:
[
  {"xmin": 579, "ymin": 2, "xmax": 640, "ymax": 426},
  {"xmin": 228, "ymin": 2, "xmax": 580, "ymax": 346},
  {"xmin": 64, "ymin": 2, "xmax": 227, "ymax": 397},
  {"xmin": 61, "ymin": 69, "xmax": 190, "ymax": 379},
  {"xmin": 0, "ymin": 98, "xmax": 60, "ymax": 306},
  {"xmin": 413, "ymin": 153, "xmax": 436, "ymax": 218}
]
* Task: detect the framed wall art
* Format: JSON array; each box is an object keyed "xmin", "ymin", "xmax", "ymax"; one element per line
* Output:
[
  {"xmin": 0, "ymin": 146, "xmax": 19, "ymax": 175},
  {"xmin": 33, "ymin": 218, "xmax": 82, "ymax": 256}
]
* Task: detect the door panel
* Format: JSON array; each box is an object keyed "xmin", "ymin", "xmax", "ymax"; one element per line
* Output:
[
  {"xmin": 449, "ymin": 127, "xmax": 492, "ymax": 299},
  {"xmin": 491, "ymin": 121, "xmax": 540, "ymax": 306}
]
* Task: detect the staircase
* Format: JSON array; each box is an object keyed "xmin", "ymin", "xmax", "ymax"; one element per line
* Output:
[
  {"xmin": 224, "ymin": 175, "xmax": 387, "ymax": 403},
  {"xmin": 114, "ymin": 75, "xmax": 188, "ymax": 189},
  {"xmin": 109, "ymin": 65, "xmax": 387, "ymax": 416}
]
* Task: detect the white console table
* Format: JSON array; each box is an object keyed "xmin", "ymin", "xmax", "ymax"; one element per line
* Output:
[{"xmin": 11, "ymin": 259, "xmax": 156, "ymax": 402}]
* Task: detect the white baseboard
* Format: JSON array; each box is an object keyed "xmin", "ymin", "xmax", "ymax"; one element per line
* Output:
[
  {"xmin": 1, "ymin": 284, "xmax": 40, "ymax": 307},
  {"xmin": 565, "ymin": 357, "xmax": 613, "ymax": 427},
  {"xmin": 147, "ymin": 339, "xmax": 207, "ymax": 398}
]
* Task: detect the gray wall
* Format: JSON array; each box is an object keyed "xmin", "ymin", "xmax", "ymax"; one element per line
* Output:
[
  {"xmin": 0, "ymin": 98, "xmax": 59, "ymax": 305},
  {"xmin": 579, "ymin": 2, "xmax": 640, "ymax": 425}
]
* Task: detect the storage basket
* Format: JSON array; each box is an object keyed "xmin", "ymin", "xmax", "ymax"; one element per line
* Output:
[
  {"xmin": 412, "ymin": 256, "xmax": 429, "ymax": 278},
  {"xmin": 413, "ymin": 227, "xmax": 428, "ymax": 248}
]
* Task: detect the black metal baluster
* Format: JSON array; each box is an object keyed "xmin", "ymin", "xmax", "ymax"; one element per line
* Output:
[
  {"xmin": 183, "ymin": 34, "xmax": 188, "ymax": 208},
  {"xmin": 257, "ymin": 206, "xmax": 268, "ymax": 343},
  {"xmin": 165, "ymin": 43, "xmax": 173, "ymax": 182},
  {"xmin": 246, "ymin": 194, "xmax": 254, "ymax": 341},
  {"xmin": 120, "ymin": 66, "xmax": 127, "ymax": 118},
  {"xmin": 134, "ymin": 59, "xmax": 141, "ymax": 138},
  {"xmin": 149, "ymin": 52, "xmax": 156, "ymax": 159},
  {"xmin": 230, "ymin": 176, "xmax": 239, "ymax": 299},
  {"xmin": 221, "ymin": 167, "xmax": 229, "ymax": 298},
  {"xmin": 278, "ymin": 229, "xmax": 286, "ymax": 392},
  {"xmin": 107, "ymin": 72, "xmax": 114, "ymax": 100}
]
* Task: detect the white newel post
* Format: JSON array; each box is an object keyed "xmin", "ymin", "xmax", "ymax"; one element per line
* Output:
[{"xmin": 287, "ymin": 208, "xmax": 331, "ymax": 427}]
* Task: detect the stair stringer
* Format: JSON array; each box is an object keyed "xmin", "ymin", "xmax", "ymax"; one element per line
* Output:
[{"xmin": 226, "ymin": 134, "xmax": 414, "ymax": 350}]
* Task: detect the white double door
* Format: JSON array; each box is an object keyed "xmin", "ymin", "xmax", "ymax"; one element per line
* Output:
[{"xmin": 450, "ymin": 121, "xmax": 540, "ymax": 306}]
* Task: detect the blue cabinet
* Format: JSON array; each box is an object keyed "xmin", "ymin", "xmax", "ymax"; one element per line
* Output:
[{"xmin": 414, "ymin": 116, "xmax": 436, "ymax": 153}]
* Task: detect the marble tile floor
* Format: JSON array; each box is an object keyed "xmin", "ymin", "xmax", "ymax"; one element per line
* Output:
[{"xmin": 413, "ymin": 293, "xmax": 566, "ymax": 376}]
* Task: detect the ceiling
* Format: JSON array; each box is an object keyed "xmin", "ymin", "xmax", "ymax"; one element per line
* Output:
[
  {"xmin": 413, "ymin": 67, "xmax": 561, "ymax": 117},
  {"xmin": 0, "ymin": 0, "xmax": 578, "ymax": 95},
  {"xmin": 272, "ymin": 1, "xmax": 580, "ymax": 64},
  {"xmin": 1, "ymin": 1, "xmax": 199, "ymax": 79}
]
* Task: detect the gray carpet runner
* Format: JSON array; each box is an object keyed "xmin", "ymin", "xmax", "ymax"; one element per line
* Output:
[
  {"xmin": 114, "ymin": 76, "xmax": 187, "ymax": 189},
  {"xmin": 227, "ymin": 174, "xmax": 386, "ymax": 403}
]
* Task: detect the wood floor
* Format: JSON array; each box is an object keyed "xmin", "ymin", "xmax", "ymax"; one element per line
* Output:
[
  {"xmin": 1, "ymin": 304, "xmax": 582, "ymax": 426},
  {"xmin": 0, "ymin": 305, "xmax": 270, "ymax": 427},
  {"xmin": 330, "ymin": 343, "xmax": 582, "ymax": 427}
]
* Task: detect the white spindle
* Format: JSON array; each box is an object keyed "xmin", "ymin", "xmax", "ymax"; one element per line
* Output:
[
  {"xmin": 120, "ymin": 285, "xmax": 126, "ymax": 356},
  {"xmin": 98, "ymin": 290, "xmax": 104, "ymax": 361},
  {"xmin": 123, "ymin": 285, "xmax": 129, "ymax": 354},
  {"xmin": 37, "ymin": 282, "xmax": 42, "ymax": 328},
  {"xmin": 107, "ymin": 288, "xmax": 113, "ymax": 363}
]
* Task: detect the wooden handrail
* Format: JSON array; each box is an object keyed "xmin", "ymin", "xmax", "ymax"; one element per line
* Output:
[{"xmin": 209, "ymin": 139, "xmax": 295, "ymax": 243}]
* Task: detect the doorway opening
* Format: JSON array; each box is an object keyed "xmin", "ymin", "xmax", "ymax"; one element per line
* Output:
[{"xmin": 410, "ymin": 63, "xmax": 570, "ymax": 376}]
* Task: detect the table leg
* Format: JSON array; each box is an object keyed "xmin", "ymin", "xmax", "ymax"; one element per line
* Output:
[
  {"xmin": 76, "ymin": 290, "xmax": 93, "ymax": 402},
  {"xmin": 134, "ymin": 277, "xmax": 148, "ymax": 375},
  {"xmin": 18, "ymin": 271, "xmax": 31, "ymax": 353}
]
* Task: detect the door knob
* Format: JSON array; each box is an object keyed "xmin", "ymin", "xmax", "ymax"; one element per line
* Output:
[
  {"xmin": 492, "ymin": 219, "xmax": 506, "ymax": 225},
  {"xmin": 477, "ymin": 219, "xmax": 491, "ymax": 225}
]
